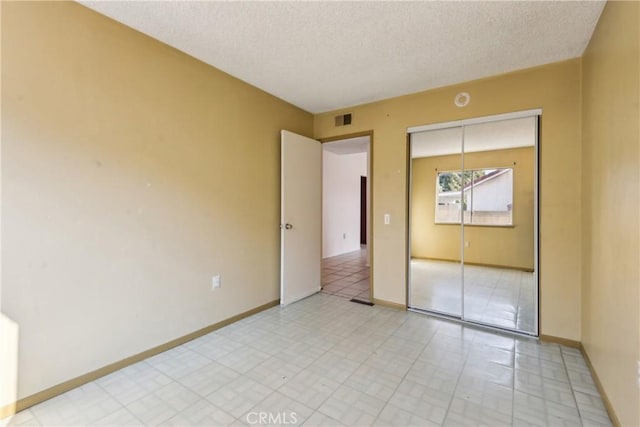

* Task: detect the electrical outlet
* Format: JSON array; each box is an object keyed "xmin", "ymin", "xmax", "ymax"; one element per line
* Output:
[
  {"xmin": 343, "ymin": 233, "xmax": 346, "ymax": 239},
  {"xmin": 212, "ymin": 275, "xmax": 221, "ymax": 290}
]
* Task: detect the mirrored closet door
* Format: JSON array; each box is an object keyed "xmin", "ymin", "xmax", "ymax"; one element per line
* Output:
[
  {"xmin": 409, "ymin": 126, "xmax": 463, "ymax": 317},
  {"xmin": 408, "ymin": 112, "xmax": 539, "ymax": 336}
]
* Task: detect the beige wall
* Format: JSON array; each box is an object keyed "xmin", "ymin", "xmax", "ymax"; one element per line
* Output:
[
  {"xmin": 581, "ymin": 1, "xmax": 640, "ymax": 425},
  {"xmin": 3, "ymin": 1, "xmax": 637, "ymax": 422},
  {"xmin": 315, "ymin": 59, "xmax": 582, "ymax": 340},
  {"xmin": 0, "ymin": 1, "xmax": 312, "ymax": 403},
  {"xmin": 412, "ymin": 147, "xmax": 534, "ymax": 270},
  {"xmin": 323, "ymin": 151, "xmax": 367, "ymax": 259}
]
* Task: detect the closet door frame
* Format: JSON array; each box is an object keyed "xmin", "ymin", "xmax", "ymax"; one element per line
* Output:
[{"xmin": 407, "ymin": 109, "xmax": 540, "ymax": 337}]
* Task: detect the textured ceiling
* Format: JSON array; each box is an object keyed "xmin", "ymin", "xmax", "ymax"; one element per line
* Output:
[{"xmin": 79, "ymin": 1, "xmax": 605, "ymax": 114}]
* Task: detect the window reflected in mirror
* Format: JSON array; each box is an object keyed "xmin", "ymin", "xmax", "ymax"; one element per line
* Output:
[{"xmin": 436, "ymin": 168, "xmax": 513, "ymax": 226}]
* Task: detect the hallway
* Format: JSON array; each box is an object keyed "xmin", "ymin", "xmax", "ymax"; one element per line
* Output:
[{"xmin": 321, "ymin": 249, "xmax": 370, "ymax": 302}]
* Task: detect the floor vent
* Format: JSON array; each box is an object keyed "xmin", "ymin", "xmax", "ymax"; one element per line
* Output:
[{"xmin": 350, "ymin": 298, "xmax": 374, "ymax": 306}]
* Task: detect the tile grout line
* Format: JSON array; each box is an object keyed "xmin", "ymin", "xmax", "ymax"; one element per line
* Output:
[
  {"xmin": 560, "ymin": 346, "xmax": 586, "ymax": 426},
  {"xmin": 91, "ymin": 373, "xmax": 144, "ymax": 426},
  {"xmin": 369, "ymin": 316, "xmax": 437, "ymax": 425},
  {"xmin": 228, "ymin": 331, "xmax": 332, "ymax": 424},
  {"xmin": 511, "ymin": 344, "xmax": 603, "ymax": 424},
  {"xmin": 268, "ymin": 307, "xmax": 378, "ymax": 424},
  {"xmin": 322, "ymin": 309, "xmax": 402, "ymax": 423},
  {"xmin": 440, "ymin": 332, "xmax": 474, "ymax": 426}
]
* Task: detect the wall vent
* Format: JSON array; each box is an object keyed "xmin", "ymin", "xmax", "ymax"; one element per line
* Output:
[{"xmin": 335, "ymin": 113, "xmax": 352, "ymax": 127}]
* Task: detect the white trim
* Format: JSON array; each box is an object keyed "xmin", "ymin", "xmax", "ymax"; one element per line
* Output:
[
  {"xmin": 408, "ymin": 308, "xmax": 538, "ymax": 338},
  {"xmin": 407, "ymin": 109, "xmax": 542, "ymax": 134},
  {"xmin": 407, "ymin": 140, "xmax": 413, "ymax": 309},
  {"xmin": 460, "ymin": 126, "xmax": 466, "ymax": 319},
  {"xmin": 533, "ymin": 116, "xmax": 540, "ymax": 337},
  {"xmin": 280, "ymin": 130, "xmax": 286, "ymax": 306}
]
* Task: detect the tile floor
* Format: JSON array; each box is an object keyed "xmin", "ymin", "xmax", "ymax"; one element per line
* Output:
[
  {"xmin": 2, "ymin": 293, "xmax": 611, "ymax": 427},
  {"xmin": 410, "ymin": 259, "xmax": 536, "ymax": 333},
  {"xmin": 321, "ymin": 249, "xmax": 370, "ymax": 302}
]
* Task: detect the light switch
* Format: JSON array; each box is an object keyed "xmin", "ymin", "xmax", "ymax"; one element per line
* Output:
[
  {"xmin": 212, "ymin": 275, "xmax": 221, "ymax": 290},
  {"xmin": 384, "ymin": 214, "xmax": 390, "ymax": 225}
]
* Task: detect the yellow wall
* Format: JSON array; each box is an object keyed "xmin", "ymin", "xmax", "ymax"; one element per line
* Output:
[
  {"xmin": 581, "ymin": 1, "xmax": 639, "ymax": 425},
  {"xmin": 3, "ymin": 1, "xmax": 637, "ymax": 422},
  {"xmin": 412, "ymin": 147, "xmax": 534, "ymax": 270},
  {"xmin": 1, "ymin": 1, "xmax": 312, "ymax": 403},
  {"xmin": 315, "ymin": 59, "xmax": 582, "ymax": 340}
]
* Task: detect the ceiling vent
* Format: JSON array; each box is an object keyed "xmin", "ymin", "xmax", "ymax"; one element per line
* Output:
[{"xmin": 335, "ymin": 113, "xmax": 352, "ymax": 127}]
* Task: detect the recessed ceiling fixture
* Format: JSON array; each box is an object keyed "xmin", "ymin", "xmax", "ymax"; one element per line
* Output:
[{"xmin": 455, "ymin": 92, "xmax": 471, "ymax": 108}]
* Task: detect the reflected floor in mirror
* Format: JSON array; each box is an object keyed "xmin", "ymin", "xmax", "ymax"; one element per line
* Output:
[{"xmin": 410, "ymin": 259, "xmax": 535, "ymax": 333}]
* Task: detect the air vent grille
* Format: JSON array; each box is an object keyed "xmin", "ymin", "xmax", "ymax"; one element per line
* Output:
[{"xmin": 335, "ymin": 113, "xmax": 352, "ymax": 127}]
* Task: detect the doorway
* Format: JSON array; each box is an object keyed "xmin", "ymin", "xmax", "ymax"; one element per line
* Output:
[
  {"xmin": 407, "ymin": 111, "xmax": 539, "ymax": 335},
  {"xmin": 320, "ymin": 134, "xmax": 372, "ymax": 303},
  {"xmin": 360, "ymin": 176, "xmax": 367, "ymax": 245}
]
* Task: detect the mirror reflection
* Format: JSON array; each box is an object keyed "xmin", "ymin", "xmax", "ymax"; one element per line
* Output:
[
  {"xmin": 410, "ymin": 126, "xmax": 463, "ymax": 317},
  {"xmin": 409, "ymin": 116, "xmax": 537, "ymax": 334}
]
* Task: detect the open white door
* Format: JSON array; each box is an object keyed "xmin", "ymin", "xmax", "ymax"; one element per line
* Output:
[{"xmin": 280, "ymin": 130, "xmax": 322, "ymax": 306}]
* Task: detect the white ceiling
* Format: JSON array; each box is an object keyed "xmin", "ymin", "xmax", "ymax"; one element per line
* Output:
[
  {"xmin": 411, "ymin": 116, "xmax": 535, "ymax": 158},
  {"xmin": 79, "ymin": 0, "xmax": 605, "ymax": 114}
]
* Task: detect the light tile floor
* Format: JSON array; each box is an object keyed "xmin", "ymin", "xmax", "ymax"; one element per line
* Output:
[
  {"xmin": 411, "ymin": 259, "xmax": 536, "ymax": 333},
  {"xmin": 321, "ymin": 249, "xmax": 370, "ymax": 302},
  {"xmin": 2, "ymin": 293, "xmax": 611, "ymax": 426}
]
